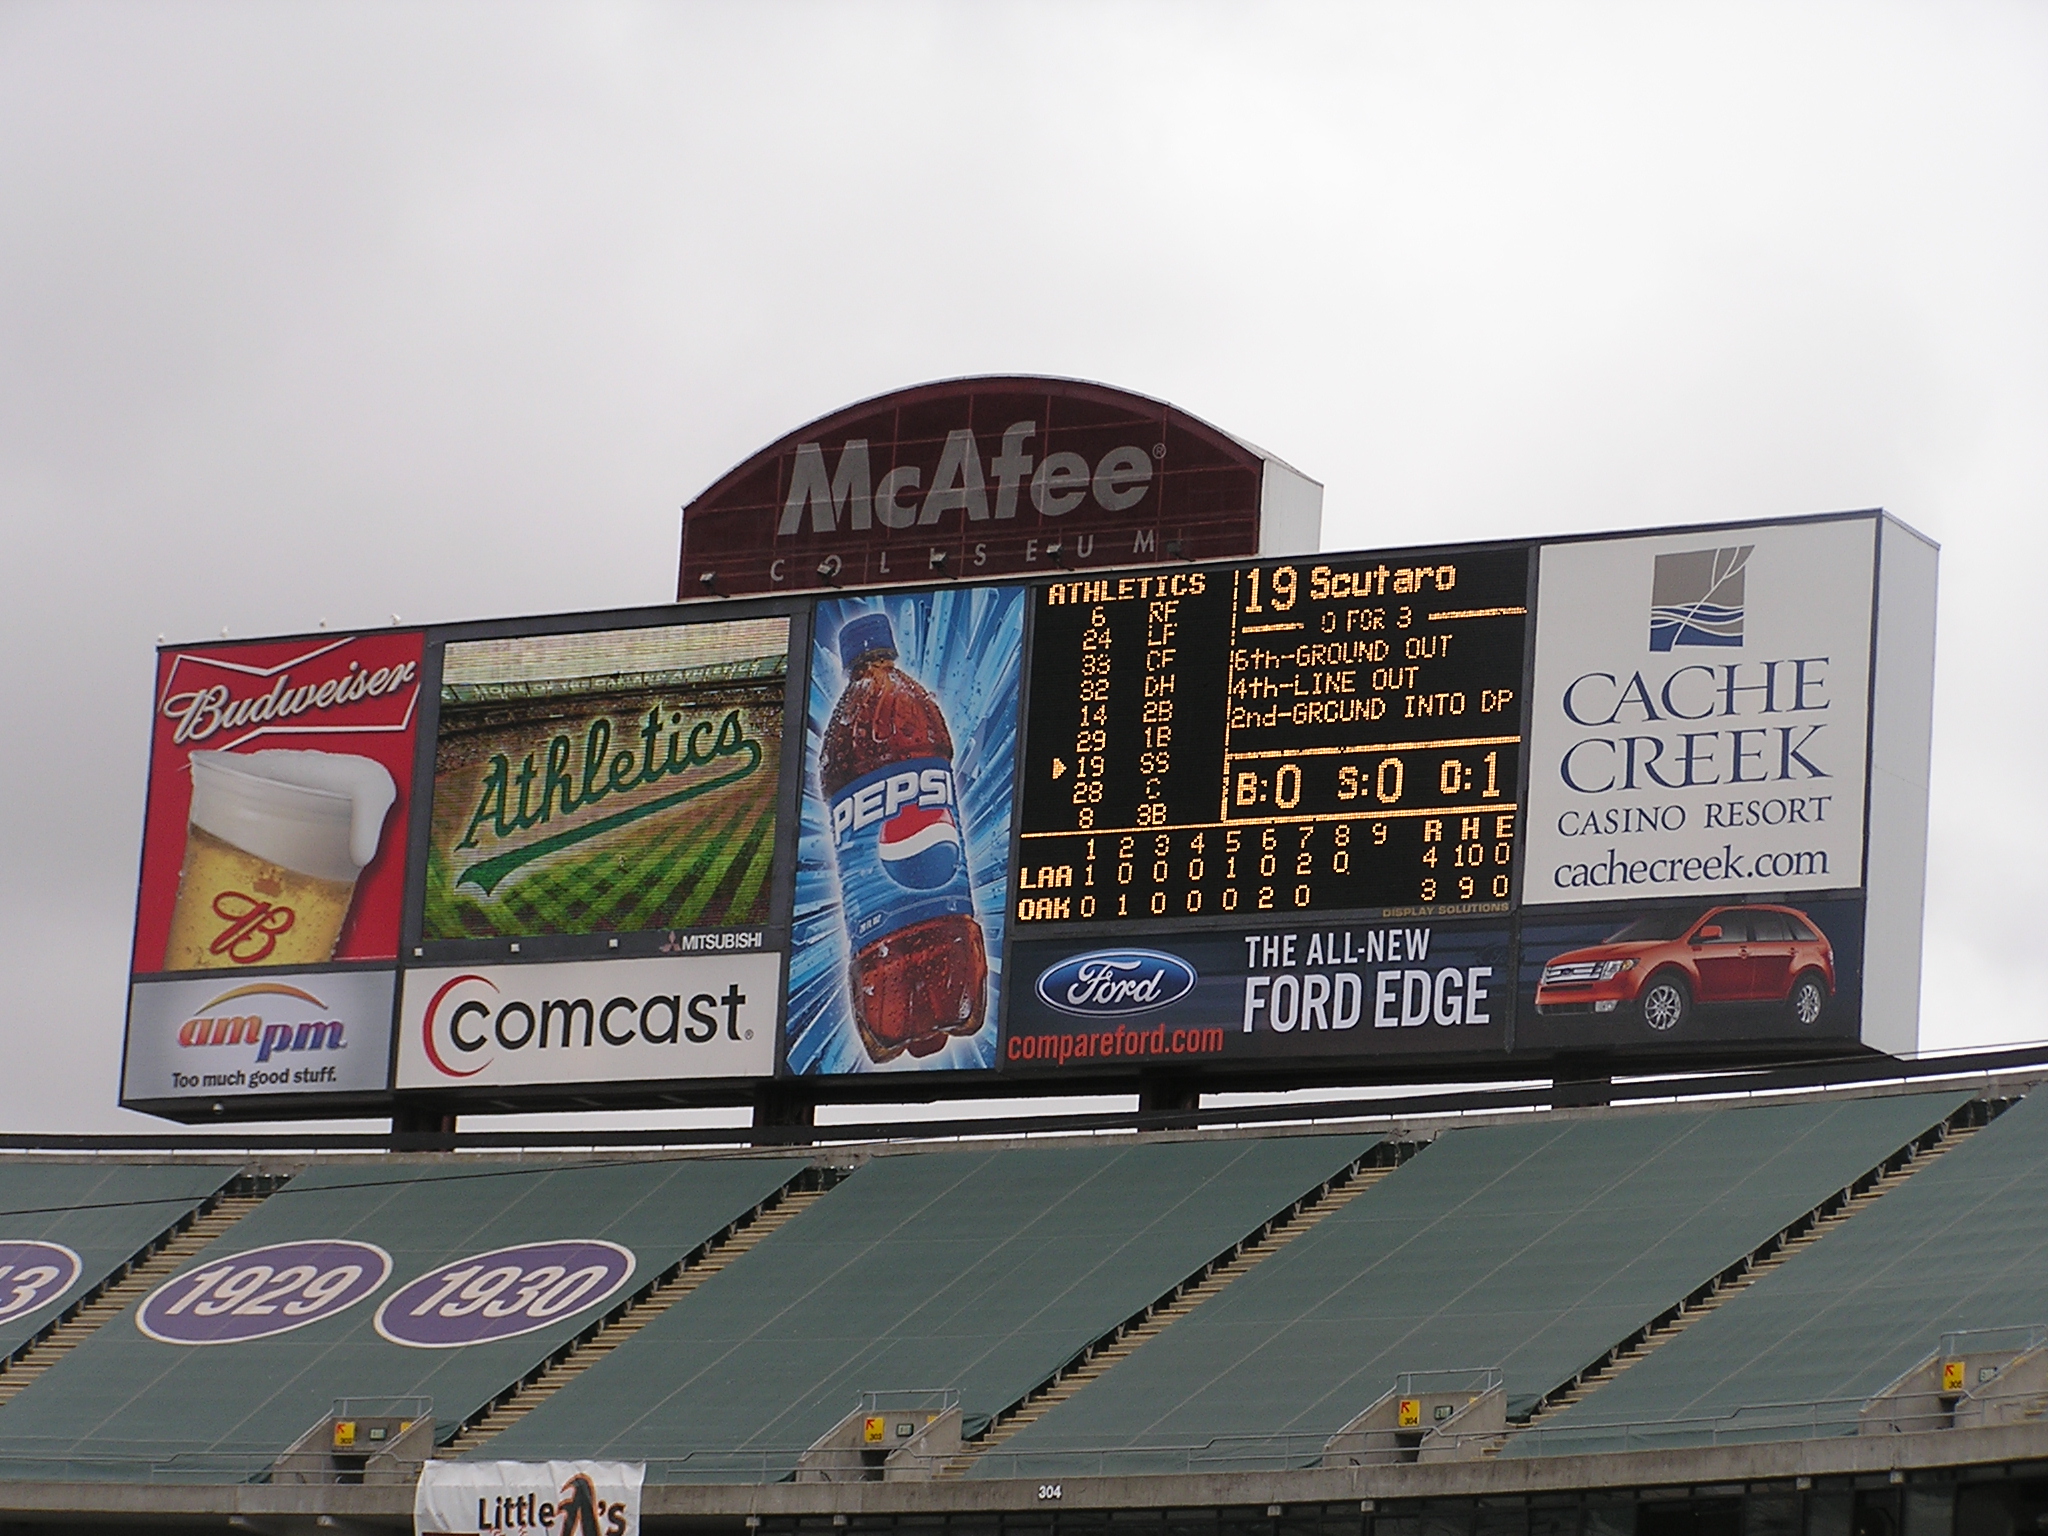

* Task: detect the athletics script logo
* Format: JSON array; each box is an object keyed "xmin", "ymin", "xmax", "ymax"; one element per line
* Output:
[{"xmin": 452, "ymin": 706, "xmax": 764, "ymax": 895}]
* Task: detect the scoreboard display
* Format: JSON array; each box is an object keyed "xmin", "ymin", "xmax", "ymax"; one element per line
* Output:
[
  {"xmin": 128, "ymin": 499, "xmax": 1926, "ymax": 1122},
  {"xmin": 1018, "ymin": 549, "xmax": 1531, "ymax": 922}
]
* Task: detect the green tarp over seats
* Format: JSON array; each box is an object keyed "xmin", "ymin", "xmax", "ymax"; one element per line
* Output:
[
  {"xmin": 0, "ymin": 1154, "xmax": 809, "ymax": 1481},
  {"xmin": 477, "ymin": 1133, "xmax": 1378, "ymax": 1482},
  {"xmin": 0, "ymin": 1162, "xmax": 241, "ymax": 1361},
  {"xmin": 979, "ymin": 1091, "xmax": 1968, "ymax": 1477},
  {"xmin": 1508, "ymin": 1088, "xmax": 2048, "ymax": 1454}
]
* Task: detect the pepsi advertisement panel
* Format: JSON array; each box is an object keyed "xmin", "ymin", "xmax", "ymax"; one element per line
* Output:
[
  {"xmin": 784, "ymin": 589, "xmax": 1025, "ymax": 1074},
  {"xmin": 1004, "ymin": 918, "xmax": 1514, "ymax": 1075}
]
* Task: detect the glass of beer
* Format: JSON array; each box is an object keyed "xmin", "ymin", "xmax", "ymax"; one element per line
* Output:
[{"xmin": 163, "ymin": 751, "xmax": 397, "ymax": 970}]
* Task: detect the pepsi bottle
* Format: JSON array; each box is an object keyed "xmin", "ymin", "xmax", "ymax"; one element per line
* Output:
[{"xmin": 820, "ymin": 612, "xmax": 988, "ymax": 1062}]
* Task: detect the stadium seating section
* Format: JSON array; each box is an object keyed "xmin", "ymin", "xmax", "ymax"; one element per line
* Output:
[
  {"xmin": 0, "ymin": 1085, "xmax": 2038, "ymax": 1488},
  {"xmin": 0, "ymin": 1155, "xmax": 808, "ymax": 1480},
  {"xmin": 979, "ymin": 1091, "xmax": 1965, "ymax": 1475},
  {"xmin": 0, "ymin": 1163, "xmax": 239, "ymax": 1362},
  {"xmin": 479, "ymin": 1134, "xmax": 1375, "ymax": 1481},
  {"xmin": 1512, "ymin": 1087, "xmax": 2048, "ymax": 1453}
]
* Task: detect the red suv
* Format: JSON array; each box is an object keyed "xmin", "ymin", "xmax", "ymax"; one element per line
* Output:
[{"xmin": 1534, "ymin": 904, "xmax": 1834, "ymax": 1033}]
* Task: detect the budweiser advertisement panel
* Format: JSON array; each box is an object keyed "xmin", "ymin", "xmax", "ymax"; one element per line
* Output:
[{"xmin": 123, "ymin": 407, "xmax": 1936, "ymax": 1116}]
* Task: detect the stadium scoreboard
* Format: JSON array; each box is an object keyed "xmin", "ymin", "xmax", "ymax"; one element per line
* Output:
[
  {"xmin": 129, "ymin": 435, "xmax": 1929, "ymax": 1121},
  {"xmin": 1018, "ymin": 548, "xmax": 1532, "ymax": 921}
]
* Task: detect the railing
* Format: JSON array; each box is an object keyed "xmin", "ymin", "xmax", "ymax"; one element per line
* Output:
[
  {"xmin": 1940, "ymin": 1324, "xmax": 2048, "ymax": 1359},
  {"xmin": 1392, "ymin": 1368, "xmax": 1504, "ymax": 1397},
  {"xmin": 853, "ymin": 1388, "xmax": 961, "ymax": 1416},
  {"xmin": 0, "ymin": 1384, "xmax": 2040, "ymax": 1486},
  {"xmin": 328, "ymin": 1395, "xmax": 433, "ymax": 1423}
]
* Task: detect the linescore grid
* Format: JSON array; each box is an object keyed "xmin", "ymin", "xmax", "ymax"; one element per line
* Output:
[{"xmin": 1015, "ymin": 550, "xmax": 1531, "ymax": 924}]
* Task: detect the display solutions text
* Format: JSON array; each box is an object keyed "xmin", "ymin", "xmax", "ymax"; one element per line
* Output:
[{"xmin": 1017, "ymin": 551, "xmax": 1531, "ymax": 923}]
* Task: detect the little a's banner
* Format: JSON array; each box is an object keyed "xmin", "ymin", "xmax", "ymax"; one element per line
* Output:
[
  {"xmin": 134, "ymin": 631, "xmax": 425, "ymax": 974},
  {"xmin": 122, "ymin": 969, "xmax": 396, "ymax": 1111},
  {"xmin": 394, "ymin": 954, "xmax": 781, "ymax": 1091},
  {"xmin": 417, "ymin": 1460, "xmax": 642, "ymax": 1536}
]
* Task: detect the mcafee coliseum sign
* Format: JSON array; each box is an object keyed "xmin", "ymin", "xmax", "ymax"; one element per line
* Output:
[{"xmin": 676, "ymin": 377, "xmax": 1326, "ymax": 598}]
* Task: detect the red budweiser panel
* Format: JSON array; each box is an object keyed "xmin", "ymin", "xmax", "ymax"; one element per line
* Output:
[
  {"xmin": 678, "ymin": 377, "xmax": 1270, "ymax": 599},
  {"xmin": 134, "ymin": 632, "xmax": 426, "ymax": 973}
]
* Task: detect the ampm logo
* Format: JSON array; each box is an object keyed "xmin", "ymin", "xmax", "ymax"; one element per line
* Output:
[
  {"xmin": 175, "ymin": 983, "xmax": 344, "ymax": 1063},
  {"xmin": 1650, "ymin": 545, "xmax": 1752, "ymax": 652},
  {"xmin": 1036, "ymin": 950, "xmax": 1198, "ymax": 1018}
]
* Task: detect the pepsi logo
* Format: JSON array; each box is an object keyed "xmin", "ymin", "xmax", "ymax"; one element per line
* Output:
[
  {"xmin": 1035, "ymin": 950, "xmax": 1198, "ymax": 1018},
  {"xmin": 878, "ymin": 803, "xmax": 963, "ymax": 890}
]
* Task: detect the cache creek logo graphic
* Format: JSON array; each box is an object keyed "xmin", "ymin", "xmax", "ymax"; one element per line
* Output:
[{"xmin": 1649, "ymin": 545, "xmax": 1752, "ymax": 652}]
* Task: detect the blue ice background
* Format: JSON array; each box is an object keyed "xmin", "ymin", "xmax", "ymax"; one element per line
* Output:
[{"xmin": 784, "ymin": 588, "xmax": 1024, "ymax": 1076}]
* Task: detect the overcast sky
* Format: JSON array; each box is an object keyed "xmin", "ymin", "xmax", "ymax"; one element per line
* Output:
[{"xmin": 3, "ymin": 2, "xmax": 2043, "ymax": 1136}]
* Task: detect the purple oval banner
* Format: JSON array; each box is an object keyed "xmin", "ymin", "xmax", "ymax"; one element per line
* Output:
[
  {"xmin": 373, "ymin": 1240, "xmax": 636, "ymax": 1349},
  {"xmin": 0, "ymin": 1242, "xmax": 81, "ymax": 1323},
  {"xmin": 136, "ymin": 1240, "xmax": 392, "ymax": 1345}
]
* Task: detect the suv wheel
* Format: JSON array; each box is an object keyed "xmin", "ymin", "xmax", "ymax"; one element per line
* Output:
[
  {"xmin": 1639, "ymin": 973, "xmax": 1691, "ymax": 1033},
  {"xmin": 1787, "ymin": 971, "xmax": 1828, "ymax": 1027}
]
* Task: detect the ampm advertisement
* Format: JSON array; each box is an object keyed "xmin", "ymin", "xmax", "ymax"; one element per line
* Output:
[
  {"xmin": 1522, "ymin": 520, "xmax": 1876, "ymax": 906},
  {"xmin": 121, "ymin": 969, "xmax": 397, "ymax": 1111},
  {"xmin": 133, "ymin": 632, "xmax": 425, "ymax": 973},
  {"xmin": 422, "ymin": 617, "xmax": 789, "ymax": 946},
  {"xmin": 394, "ymin": 953, "xmax": 780, "ymax": 1092},
  {"xmin": 1004, "ymin": 919, "xmax": 1513, "ymax": 1072},
  {"xmin": 784, "ymin": 588, "xmax": 1025, "ymax": 1075}
]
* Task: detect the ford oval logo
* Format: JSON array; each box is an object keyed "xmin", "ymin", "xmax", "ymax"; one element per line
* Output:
[{"xmin": 1036, "ymin": 950, "xmax": 1197, "ymax": 1018}]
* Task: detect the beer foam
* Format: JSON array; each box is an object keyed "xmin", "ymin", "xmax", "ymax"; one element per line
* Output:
[{"xmin": 187, "ymin": 751, "xmax": 397, "ymax": 880}]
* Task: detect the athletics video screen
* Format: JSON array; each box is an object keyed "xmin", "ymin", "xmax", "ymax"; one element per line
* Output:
[{"xmin": 421, "ymin": 617, "xmax": 790, "ymax": 946}]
